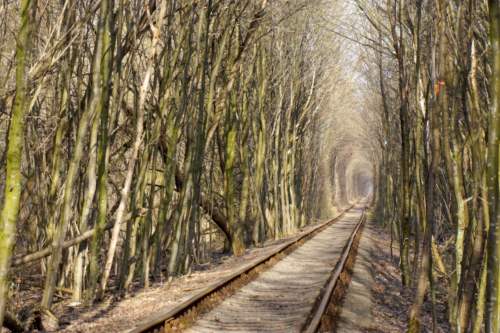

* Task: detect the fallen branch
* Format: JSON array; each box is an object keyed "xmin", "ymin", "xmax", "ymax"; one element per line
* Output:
[{"xmin": 11, "ymin": 223, "xmax": 113, "ymax": 267}]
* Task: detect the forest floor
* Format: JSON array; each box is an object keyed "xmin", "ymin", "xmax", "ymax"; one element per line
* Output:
[
  {"xmin": 9, "ymin": 213, "xmax": 450, "ymax": 332},
  {"xmin": 50, "ymin": 220, "xmax": 330, "ymax": 332},
  {"xmin": 367, "ymin": 224, "xmax": 450, "ymax": 332}
]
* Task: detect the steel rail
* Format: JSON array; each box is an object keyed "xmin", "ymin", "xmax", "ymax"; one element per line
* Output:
[{"xmin": 303, "ymin": 209, "xmax": 367, "ymax": 333}]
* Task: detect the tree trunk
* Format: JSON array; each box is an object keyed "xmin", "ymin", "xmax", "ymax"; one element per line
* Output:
[{"xmin": 0, "ymin": 0, "xmax": 31, "ymax": 328}]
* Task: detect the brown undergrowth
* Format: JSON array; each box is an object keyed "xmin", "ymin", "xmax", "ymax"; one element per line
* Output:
[{"xmin": 369, "ymin": 224, "xmax": 450, "ymax": 333}]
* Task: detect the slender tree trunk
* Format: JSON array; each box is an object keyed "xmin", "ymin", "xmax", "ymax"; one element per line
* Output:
[
  {"xmin": 408, "ymin": 17, "xmax": 440, "ymax": 329},
  {"xmin": 41, "ymin": 0, "xmax": 110, "ymax": 307},
  {"xmin": 100, "ymin": 1, "xmax": 167, "ymax": 293},
  {"xmin": 87, "ymin": 0, "xmax": 114, "ymax": 302},
  {"xmin": 72, "ymin": 110, "xmax": 99, "ymax": 303},
  {"xmin": 0, "ymin": 0, "xmax": 31, "ymax": 328}
]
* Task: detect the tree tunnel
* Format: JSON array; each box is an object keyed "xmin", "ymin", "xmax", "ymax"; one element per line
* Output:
[{"xmin": 331, "ymin": 147, "xmax": 375, "ymax": 207}]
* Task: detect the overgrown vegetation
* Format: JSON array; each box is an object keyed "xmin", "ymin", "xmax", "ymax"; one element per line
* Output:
[
  {"xmin": 358, "ymin": 0, "xmax": 500, "ymax": 331},
  {"xmin": 1, "ymin": 0, "xmax": 499, "ymax": 332},
  {"xmin": 0, "ymin": 0, "xmax": 363, "ymax": 330}
]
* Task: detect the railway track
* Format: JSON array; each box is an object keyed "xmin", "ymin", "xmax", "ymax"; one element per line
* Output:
[{"xmin": 128, "ymin": 205, "xmax": 366, "ymax": 333}]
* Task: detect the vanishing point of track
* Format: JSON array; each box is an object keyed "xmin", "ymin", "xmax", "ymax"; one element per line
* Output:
[{"xmin": 128, "ymin": 205, "xmax": 367, "ymax": 333}]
